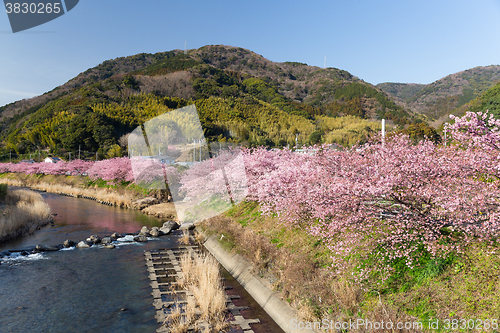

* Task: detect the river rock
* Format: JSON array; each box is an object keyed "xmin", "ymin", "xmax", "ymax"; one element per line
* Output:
[
  {"xmin": 133, "ymin": 235, "xmax": 148, "ymax": 242},
  {"xmin": 159, "ymin": 227, "xmax": 173, "ymax": 235},
  {"xmin": 103, "ymin": 244, "xmax": 115, "ymax": 249},
  {"xmin": 101, "ymin": 237, "xmax": 112, "ymax": 245},
  {"xmin": 76, "ymin": 240, "xmax": 92, "ymax": 248},
  {"xmin": 162, "ymin": 220, "xmax": 180, "ymax": 230},
  {"xmin": 89, "ymin": 235, "xmax": 101, "ymax": 244},
  {"xmin": 139, "ymin": 226, "xmax": 151, "ymax": 237},
  {"xmin": 179, "ymin": 222, "xmax": 195, "ymax": 230},
  {"xmin": 150, "ymin": 227, "xmax": 162, "ymax": 237},
  {"xmin": 130, "ymin": 197, "xmax": 159, "ymax": 210},
  {"xmin": 110, "ymin": 233, "xmax": 121, "ymax": 240},
  {"xmin": 63, "ymin": 240, "xmax": 75, "ymax": 248},
  {"xmin": 35, "ymin": 244, "xmax": 59, "ymax": 252}
]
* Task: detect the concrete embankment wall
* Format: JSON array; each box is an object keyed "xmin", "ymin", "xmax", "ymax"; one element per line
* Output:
[{"xmin": 204, "ymin": 235, "xmax": 321, "ymax": 333}]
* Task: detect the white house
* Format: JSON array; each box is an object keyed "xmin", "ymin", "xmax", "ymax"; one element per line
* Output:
[{"xmin": 44, "ymin": 157, "xmax": 63, "ymax": 163}]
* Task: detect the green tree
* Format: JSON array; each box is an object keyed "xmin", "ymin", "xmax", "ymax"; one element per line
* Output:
[{"xmin": 106, "ymin": 144, "xmax": 124, "ymax": 158}]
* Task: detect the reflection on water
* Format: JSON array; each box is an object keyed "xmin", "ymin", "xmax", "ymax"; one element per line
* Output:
[
  {"xmin": 0, "ymin": 191, "xmax": 164, "ymax": 252},
  {"xmin": 0, "ymin": 190, "xmax": 177, "ymax": 333}
]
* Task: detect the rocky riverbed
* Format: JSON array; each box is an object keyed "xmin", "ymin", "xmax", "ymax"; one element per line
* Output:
[{"xmin": 0, "ymin": 220, "xmax": 198, "ymax": 261}]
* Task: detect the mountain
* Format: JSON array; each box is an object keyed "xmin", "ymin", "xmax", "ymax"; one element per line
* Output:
[
  {"xmin": 0, "ymin": 45, "xmax": 419, "ymax": 158},
  {"xmin": 377, "ymin": 65, "xmax": 500, "ymax": 126},
  {"xmin": 462, "ymin": 81, "xmax": 500, "ymax": 118}
]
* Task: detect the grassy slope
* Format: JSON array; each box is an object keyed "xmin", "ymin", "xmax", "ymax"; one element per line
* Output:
[{"xmin": 200, "ymin": 201, "xmax": 500, "ymax": 332}]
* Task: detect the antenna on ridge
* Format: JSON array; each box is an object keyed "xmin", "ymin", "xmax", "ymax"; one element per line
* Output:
[
  {"xmin": 324, "ymin": 56, "xmax": 327, "ymax": 69},
  {"xmin": 184, "ymin": 40, "xmax": 187, "ymax": 55}
]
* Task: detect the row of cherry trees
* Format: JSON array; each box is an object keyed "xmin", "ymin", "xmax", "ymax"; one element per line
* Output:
[
  {"xmin": 244, "ymin": 111, "xmax": 500, "ymax": 282},
  {"xmin": 0, "ymin": 157, "xmax": 166, "ymax": 185},
  {"xmin": 178, "ymin": 111, "xmax": 500, "ymax": 284},
  {"xmin": 1, "ymin": 111, "xmax": 499, "ymax": 283}
]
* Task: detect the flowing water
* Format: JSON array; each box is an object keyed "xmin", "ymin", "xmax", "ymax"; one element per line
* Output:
[
  {"xmin": 0, "ymin": 190, "xmax": 284, "ymax": 333},
  {"xmin": 0, "ymin": 191, "xmax": 178, "ymax": 333}
]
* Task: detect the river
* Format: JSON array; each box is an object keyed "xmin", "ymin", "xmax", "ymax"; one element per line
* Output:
[
  {"xmin": 0, "ymin": 191, "xmax": 177, "ymax": 332},
  {"xmin": 0, "ymin": 190, "xmax": 284, "ymax": 333}
]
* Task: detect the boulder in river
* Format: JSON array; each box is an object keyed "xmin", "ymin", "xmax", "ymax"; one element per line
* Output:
[
  {"xmin": 110, "ymin": 233, "xmax": 121, "ymax": 240},
  {"xmin": 133, "ymin": 235, "xmax": 148, "ymax": 242},
  {"xmin": 159, "ymin": 227, "xmax": 173, "ymax": 235},
  {"xmin": 76, "ymin": 240, "xmax": 92, "ymax": 248},
  {"xmin": 139, "ymin": 226, "xmax": 151, "ymax": 237},
  {"xmin": 149, "ymin": 227, "xmax": 162, "ymax": 237},
  {"xmin": 162, "ymin": 220, "xmax": 180, "ymax": 230},
  {"xmin": 35, "ymin": 244, "xmax": 59, "ymax": 252},
  {"xmin": 101, "ymin": 237, "xmax": 112, "ymax": 245},
  {"xmin": 63, "ymin": 240, "xmax": 75, "ymax": 248},
  {"xmin": 103, "ymin": 244, "xmax": 115, "ymax": 249},
  {"xmin": 89, "ymin": 235, "xmax": 101, "ymax": 244}
]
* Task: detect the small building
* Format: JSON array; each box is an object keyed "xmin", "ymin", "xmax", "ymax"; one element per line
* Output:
[
  {"xmin": 44, "ymin": 157, "xmax": 63, "ymax": 163},
  {"xmin": 155, "ymin": 155, "xmax": 176, "ymax": 165}
]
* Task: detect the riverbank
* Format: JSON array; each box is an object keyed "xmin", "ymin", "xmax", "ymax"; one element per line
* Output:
[
  {"xmin": 0, "ymin": 185, "xmax": 52, "ymax": 244},
  {"xmin": 0, "ymin": 173, "xmax": 177, "ymax": 220},
  {"xmin": 198, "ymin": 201, "xmax": 500, "ymax": 333}
]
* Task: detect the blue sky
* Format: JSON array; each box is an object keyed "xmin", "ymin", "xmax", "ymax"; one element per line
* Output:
[{"xmin": 1, "ymin": 0, "xmax": 500, "ymax": 107}]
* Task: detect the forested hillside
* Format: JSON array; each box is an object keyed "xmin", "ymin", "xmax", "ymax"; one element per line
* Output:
[
  {"xmin": 377, "ymin": 65, "xmax": 500, "ymax": 125},
  {"xmin": 0, "ymin": 45, "xmax": 420, "ymax": 159},
  {"xmin": 461, "ymin": 81, "xmax": 500, "ymax": 118}
]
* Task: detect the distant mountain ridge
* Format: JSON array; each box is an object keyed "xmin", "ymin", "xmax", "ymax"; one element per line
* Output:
[{"xmin": 377, "ymin": 65, "xmax": 500, "ymax": 125}]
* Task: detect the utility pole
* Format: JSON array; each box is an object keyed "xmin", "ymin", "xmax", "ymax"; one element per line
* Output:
[
  {"xmin": 38, "ymin": 150, "xmax": 40, "ymax": 162},
  {"xmin": 69, "ymin": 152, "xmax": 71, "ymax": 162},
  {"xmin": 382, "ymin": 119, "xmax": 386, "ymax": 147},
  {"xmin": 295, "ymin": 133, "xmax": 298, "ymax": 149},
  {"xmin": 96, "ymin": 151, "xmax": 98, "ymax": 161}
]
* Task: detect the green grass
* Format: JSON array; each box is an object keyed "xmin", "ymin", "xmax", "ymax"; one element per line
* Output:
[{"xmin": 204, "ymin": 200, "xmax": 500, "ymax": 332}]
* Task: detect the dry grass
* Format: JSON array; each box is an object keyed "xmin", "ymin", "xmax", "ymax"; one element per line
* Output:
[
  {"xmin": 194, "ymin": 230, "xmax": 206, "ymax": 246},
  {"xmin": 179, "ymin": 229, "xmax": 190, "ymax": 246},
  {"xmin": 0, "ymin": 189, "xmax": 52, "ymax": 243},
  {"xmin": 164, "ymin": 250, "xmax": 229, "ymax": 333}
]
